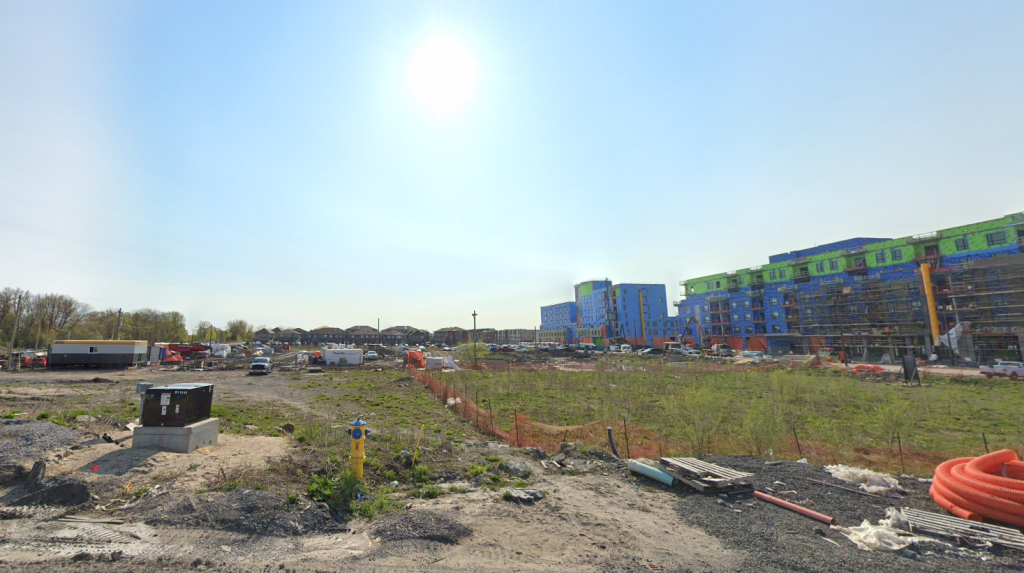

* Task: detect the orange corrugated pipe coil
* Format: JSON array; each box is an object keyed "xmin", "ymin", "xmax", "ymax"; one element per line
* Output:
[{"xmin": 930, "ymin": 449, "xmax": 1024, "ymax": 528}]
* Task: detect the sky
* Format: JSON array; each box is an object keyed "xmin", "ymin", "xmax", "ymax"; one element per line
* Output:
[{"xmin": 2, "ymin": 1, "xmax": 1023, "ymax": 333}]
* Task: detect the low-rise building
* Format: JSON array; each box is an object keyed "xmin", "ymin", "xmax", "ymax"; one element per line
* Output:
[
  {"xmin": 432, "ymin": 327, "xmax": 468, "ymax": 346},
  {"xmin": 303, "ymin": 326, "xmax": 346, "ymax": 345}
]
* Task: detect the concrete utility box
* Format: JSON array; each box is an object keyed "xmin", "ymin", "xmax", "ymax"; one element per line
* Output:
[
  {"xmin": 425, "ymin": 356, "xmax": 446, "ymax": 370},
  {"xmin": 141, "ymin": 384, "xmax": 213, "ymax": 427},
  {"xmin": 133, "ymin": 418, "xmax": 219, "ymax": 453},
  {"xmin": 323, "ymin": 348, "xmax": 363, "ymax": 366}
]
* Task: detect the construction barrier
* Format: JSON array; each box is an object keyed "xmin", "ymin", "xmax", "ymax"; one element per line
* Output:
[{"xmin": 410, "ymin": 366, "xmax": 666, "ymax": 458}]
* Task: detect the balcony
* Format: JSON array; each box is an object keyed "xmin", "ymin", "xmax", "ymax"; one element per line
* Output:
[
  {"xmin": 748, "ymin": 288, "xmax": 764, "ymax": 298},
  {"xmin": 793, "ymin": 271, "xmax": 811, "ymax": 284}
]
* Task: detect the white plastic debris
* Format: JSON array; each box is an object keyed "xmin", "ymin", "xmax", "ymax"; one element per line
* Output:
[
  {"xmin": 825, "ymin": 464, "xmax": 903, "ymax": 495},
  {"xmin": 832, "ymin": 508, "xmax": 949, "ymax": 552},
  {"xmin": 445, "ymin": 397, "xmax": 462, "ymax": 408},
  {"xmin": 796, "ymin": 458, "xmax": 808, "ymax": 464},
  {"xmin": 833, "ymin": 521, "xmax": 917, "ymax": 551}
]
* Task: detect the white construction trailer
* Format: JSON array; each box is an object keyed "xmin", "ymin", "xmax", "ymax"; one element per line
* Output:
[
  {"xmin": 49, "ymin": 340, "xmax": 149, "ymax": 368},
  {"xmin": 322, "ymin": 347, "xmax": 363, "ymax": 366}
]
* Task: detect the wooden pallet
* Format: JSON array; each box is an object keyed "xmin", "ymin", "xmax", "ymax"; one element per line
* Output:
[
  {"xmin": 902, "ymin": 507, "xmax": 1024, "ymax": 551},
  {"xmin": 660, "ymin": 457, "xmax": 754, "ymax": 492}
]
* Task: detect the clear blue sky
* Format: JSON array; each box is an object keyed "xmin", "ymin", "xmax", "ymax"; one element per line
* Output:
[{"xmin": 3, "ymin": 1, "xmax": 1023, "ymax": 332}]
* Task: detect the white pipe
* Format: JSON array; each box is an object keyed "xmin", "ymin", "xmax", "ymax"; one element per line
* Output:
[{"xmin": 627, "ymin": 460, "xmax": 675, "ymax": 486}]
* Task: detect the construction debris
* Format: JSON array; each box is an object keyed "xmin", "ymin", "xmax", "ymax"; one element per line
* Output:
[
  {"xmin": 660, "ymin": 457, "xmax": 754, "ymax": 492},
  {"xmin": 899, "ymin": 507, "xmax": 1024, "ymax": 551}
]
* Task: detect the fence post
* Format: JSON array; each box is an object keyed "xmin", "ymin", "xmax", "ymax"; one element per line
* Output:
[
  {"xmin": 623, "ymin": 418, "xmax": 631, "ymax": 459},
  {"xmin": 514, "ymin": 409, "xmax": 521, "ymax": 447}
]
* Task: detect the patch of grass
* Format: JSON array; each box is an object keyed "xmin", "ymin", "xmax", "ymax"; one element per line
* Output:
[
  {"xmin": 502, "ymin": 491, "xmax": 514, "ymax": 501},
  {"xmin": 287, "ymin": 494, "xmax": 298, "ymax": 504},
  {"xmin": 482, "ymin": 454, "xmax": 501, "ymax": 463},
  {"xmin": 483, "ymin": 475, "xmax": 504, "ymax": 490},
  {"xmin": 195, "ymin": 489, "xmax": 207, "ymax": 494},
  {"xmin": 512, "ymin": 479, "xmax": 531, "ymax": 488},
  {"xmin": 413, "ymin": 485, "xmax": 441, "ymax": 499},
  {"xmin": 466, "ymin": 464, "xmax": 488, "ymax": 478},
  {"xmin": 132, "ymin": 487, "xmax": 151, "ymax": 499},
  {"xmin": 306, "ymin": 471, "xmax": 359, "ymax": 509},
  {"xmin": 36, "ymin": 412, "xmax": 50, "ymax": 420},
  {"xmin": 413, "ymin": 464, "xmax": 432, "ymax": 484}
]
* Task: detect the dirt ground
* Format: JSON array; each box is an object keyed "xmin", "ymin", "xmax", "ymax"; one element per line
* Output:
[{"xmin": 0, "ymin": 365, "xmax": 1018, "ymax": 572}]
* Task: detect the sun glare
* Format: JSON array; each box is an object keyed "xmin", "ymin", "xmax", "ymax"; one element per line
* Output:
[{"xmin": 408, "ymin": 35, "xmax": 477, "ymax": 116}]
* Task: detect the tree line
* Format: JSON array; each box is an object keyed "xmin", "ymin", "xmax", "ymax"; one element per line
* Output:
[{"xmin": 1, "ymin": 287, "xmax": 261, "ymax": 353}]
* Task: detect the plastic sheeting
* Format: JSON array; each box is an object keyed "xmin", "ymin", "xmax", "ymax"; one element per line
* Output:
[
  {"xmin": 833, "ymin": 509, "xmax": 934, "ymax": 551},
  {"xmin": 825, "ymin": 464, "xmax": 904, "ymax": 496}
]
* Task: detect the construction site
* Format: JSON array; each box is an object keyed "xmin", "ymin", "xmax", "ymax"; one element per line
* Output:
[{"xmin": 0, "ymin": 342, "xmax": 1023, "ymax": 572}]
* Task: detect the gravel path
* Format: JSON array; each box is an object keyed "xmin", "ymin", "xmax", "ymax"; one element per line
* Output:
[
  {"xmin": 0, "ymin": 420, "xmax": 83, "ymax": 464},
  {"xmin": 673, "ymin": 455, "xmax": 1020, "ymax": 572}
]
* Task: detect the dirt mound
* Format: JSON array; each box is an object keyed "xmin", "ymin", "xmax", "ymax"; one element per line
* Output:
[
  {"xmin": 0, "ymin": 420, "xmax": 83, "ymax": 464},
  {"xmin": 370, "ymin": 510, "xmax": 471, "ymax": 545},
  {"xmin": 136, "ymin": 490, "xmax": 334, "ymax": 536}
]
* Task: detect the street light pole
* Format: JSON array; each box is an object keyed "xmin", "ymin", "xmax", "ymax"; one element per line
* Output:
[{"xmin": 472, "ymin": 310, "xmax": 478, "ymax": 367}]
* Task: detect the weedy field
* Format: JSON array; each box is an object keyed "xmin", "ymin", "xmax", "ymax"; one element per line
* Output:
[{"xmin": 434, "ymin": 360, "xmax": 1024, "ymax": 474}]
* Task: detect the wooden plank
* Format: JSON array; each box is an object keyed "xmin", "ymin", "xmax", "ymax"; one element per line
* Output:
[{"xmin": 660, "ymin": 457, "xmax": 753, "ymax": 485}]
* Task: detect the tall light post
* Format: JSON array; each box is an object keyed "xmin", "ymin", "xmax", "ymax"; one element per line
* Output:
[{"xmin": 472, "ymin": 310, "xmax": 478, "ymax": 367}]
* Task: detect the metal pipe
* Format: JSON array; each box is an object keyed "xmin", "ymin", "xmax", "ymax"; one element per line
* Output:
[
  {"xmin": 753, "ymin": 491, "xmax": 836, "ymax": 525},
  {"xmin": 627, "ymin": 460, "xmax": 674, "ymax": 486}
]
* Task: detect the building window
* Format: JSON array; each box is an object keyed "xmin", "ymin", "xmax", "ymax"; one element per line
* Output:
[
  {"xmin": 733, "ymin": 314, "xmax": 740, "ymax": 321},
  {"xmin": 772, "ymin": 325, "xmax": 782, "ymax": 333},
  {"xmin": 731, "ymin": 301, "xmax": 739, "ymax": 309},
  {"xmin": 779, "ymin": 269, "xmax": 787, "ymax": 279},
  {"xmin": 770, "ymin": 311, "xmax": 780, "ymax": 319},
  {"xmin": 743, "ymin": 300, "xmax": 750, "ymax": 308},
  {"xmin": 769, "ymin": 270, "xmax": 777, "ymax": 280},
  {"xmin": 986, "ymin": 231, "xmax": 1007, "ymax": 246},
  {"xmin": 738, "ymin": 277, "xmax": 744, "ymax": 285},
  {"xmin": 745, "ymin": 326, "xmax": 753, "ymax": 334},
  {"xmin": 876, "ymin": 251, "xmax": 886, "ymax": 264},
  {"xmin": 702, "ymin": 304, "xmax": 709, "ymax": 311},
  {"xmin": 769, "ymin": 297, "xmax": 778, "ymax": 306},
  {"xmin": 955, "ymin": 237, "xmax": 969, "ymax": 251},
  {"xmin": 830, "ymin": 260, "xmax": 839, "ymax": 271},
  {"xmin": 891, "ymin": 249, "xmax": 902, "ymax": 261},
  {"xmin": 715, "ymin": 281, "xmax": 721, "ymax": 288},
  {"xmin": 815, "ymin": 262, "xmax": 824, "ymax": 273},
  {"xmin": 744, "ymin": 313, "xmax": 752, "ymax": 321},
  {"xmin": 89, "ymin": 346, "xmax": 99, "ymax": 353}
]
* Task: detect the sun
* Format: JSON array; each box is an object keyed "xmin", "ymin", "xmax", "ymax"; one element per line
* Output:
[{"xmin": 408, "ymin": 35, "xmax": 477, "ymax": 116}]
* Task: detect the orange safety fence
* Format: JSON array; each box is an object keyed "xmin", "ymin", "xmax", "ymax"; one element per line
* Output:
[{"xmin": 410, "ymin": 366, "xmax": 666, "ymax": 459}]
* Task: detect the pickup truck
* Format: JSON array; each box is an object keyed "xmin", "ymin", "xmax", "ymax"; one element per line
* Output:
[
  {"xmin": 980, "ymin": 361, "xmax": 1024, "ymax": 380},
  {"xmin": 249, "ymin": 357, "xmax": 272, "ymax": 375}
]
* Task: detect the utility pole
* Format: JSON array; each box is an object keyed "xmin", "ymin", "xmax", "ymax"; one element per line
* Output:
[
  {"xmin": 6, "ymin": 291, "xmax": 26, "ymax": 371},
  {"xmin": 472, "ymin": 310, "xmax": 478, "ymax": 367},
  {"xmin": 114, "ymin": 308, "xmax": 122, "ymax": 340}
]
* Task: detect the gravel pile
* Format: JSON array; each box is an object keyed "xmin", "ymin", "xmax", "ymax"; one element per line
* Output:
[
  {"xmin": 672, "ymin": 455, "xmax": 1020, "ymax": 572},
  {"xmin": 0, "ymin": 420, "xmax": 83, "ymax": 464},
  {"xmin": 370, "ymin": 510, "xmax": 472, "ymax": 545},
  {"xmin": 362, "ymin": 511, "xmax": 472, "ymax": 563},
  {"xmin": 136, "ymin": 490, "xmax": 334, "ymax": 536}
]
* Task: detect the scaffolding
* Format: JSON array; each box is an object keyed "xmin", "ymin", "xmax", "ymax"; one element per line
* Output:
[{"xmin": 932, "ymin": 253, "xmax": 1024, "ymax": 363}]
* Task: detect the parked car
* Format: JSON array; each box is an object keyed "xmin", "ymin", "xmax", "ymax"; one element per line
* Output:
[
  {"xmin": 980, "ymin": 361, "xmax": 1024, "ymax": 380},
  {"xmin": 249, "ymin": 357, "xmax": 272, "ymax": 375},
  {"xmin": 365, "ymin": 351, "xmax": 378, "ymax": 361},
  {"xmin": 739, "ymin": 351, "xmax": 775, "ymax": 363},
  {"xmin": 678, "ymin": 347, "xmax": 701, "ymax": 357}
]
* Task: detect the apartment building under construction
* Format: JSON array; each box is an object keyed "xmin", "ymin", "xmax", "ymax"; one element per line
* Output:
[{"xmin": 677, "ymin": 212, "xmax": 1024, "ymax": 363}]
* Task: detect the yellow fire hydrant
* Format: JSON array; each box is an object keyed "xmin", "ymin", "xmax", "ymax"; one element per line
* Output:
[{"xmin": 347, "ymin": 418, "xmax": 369, "ymax": 479}]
